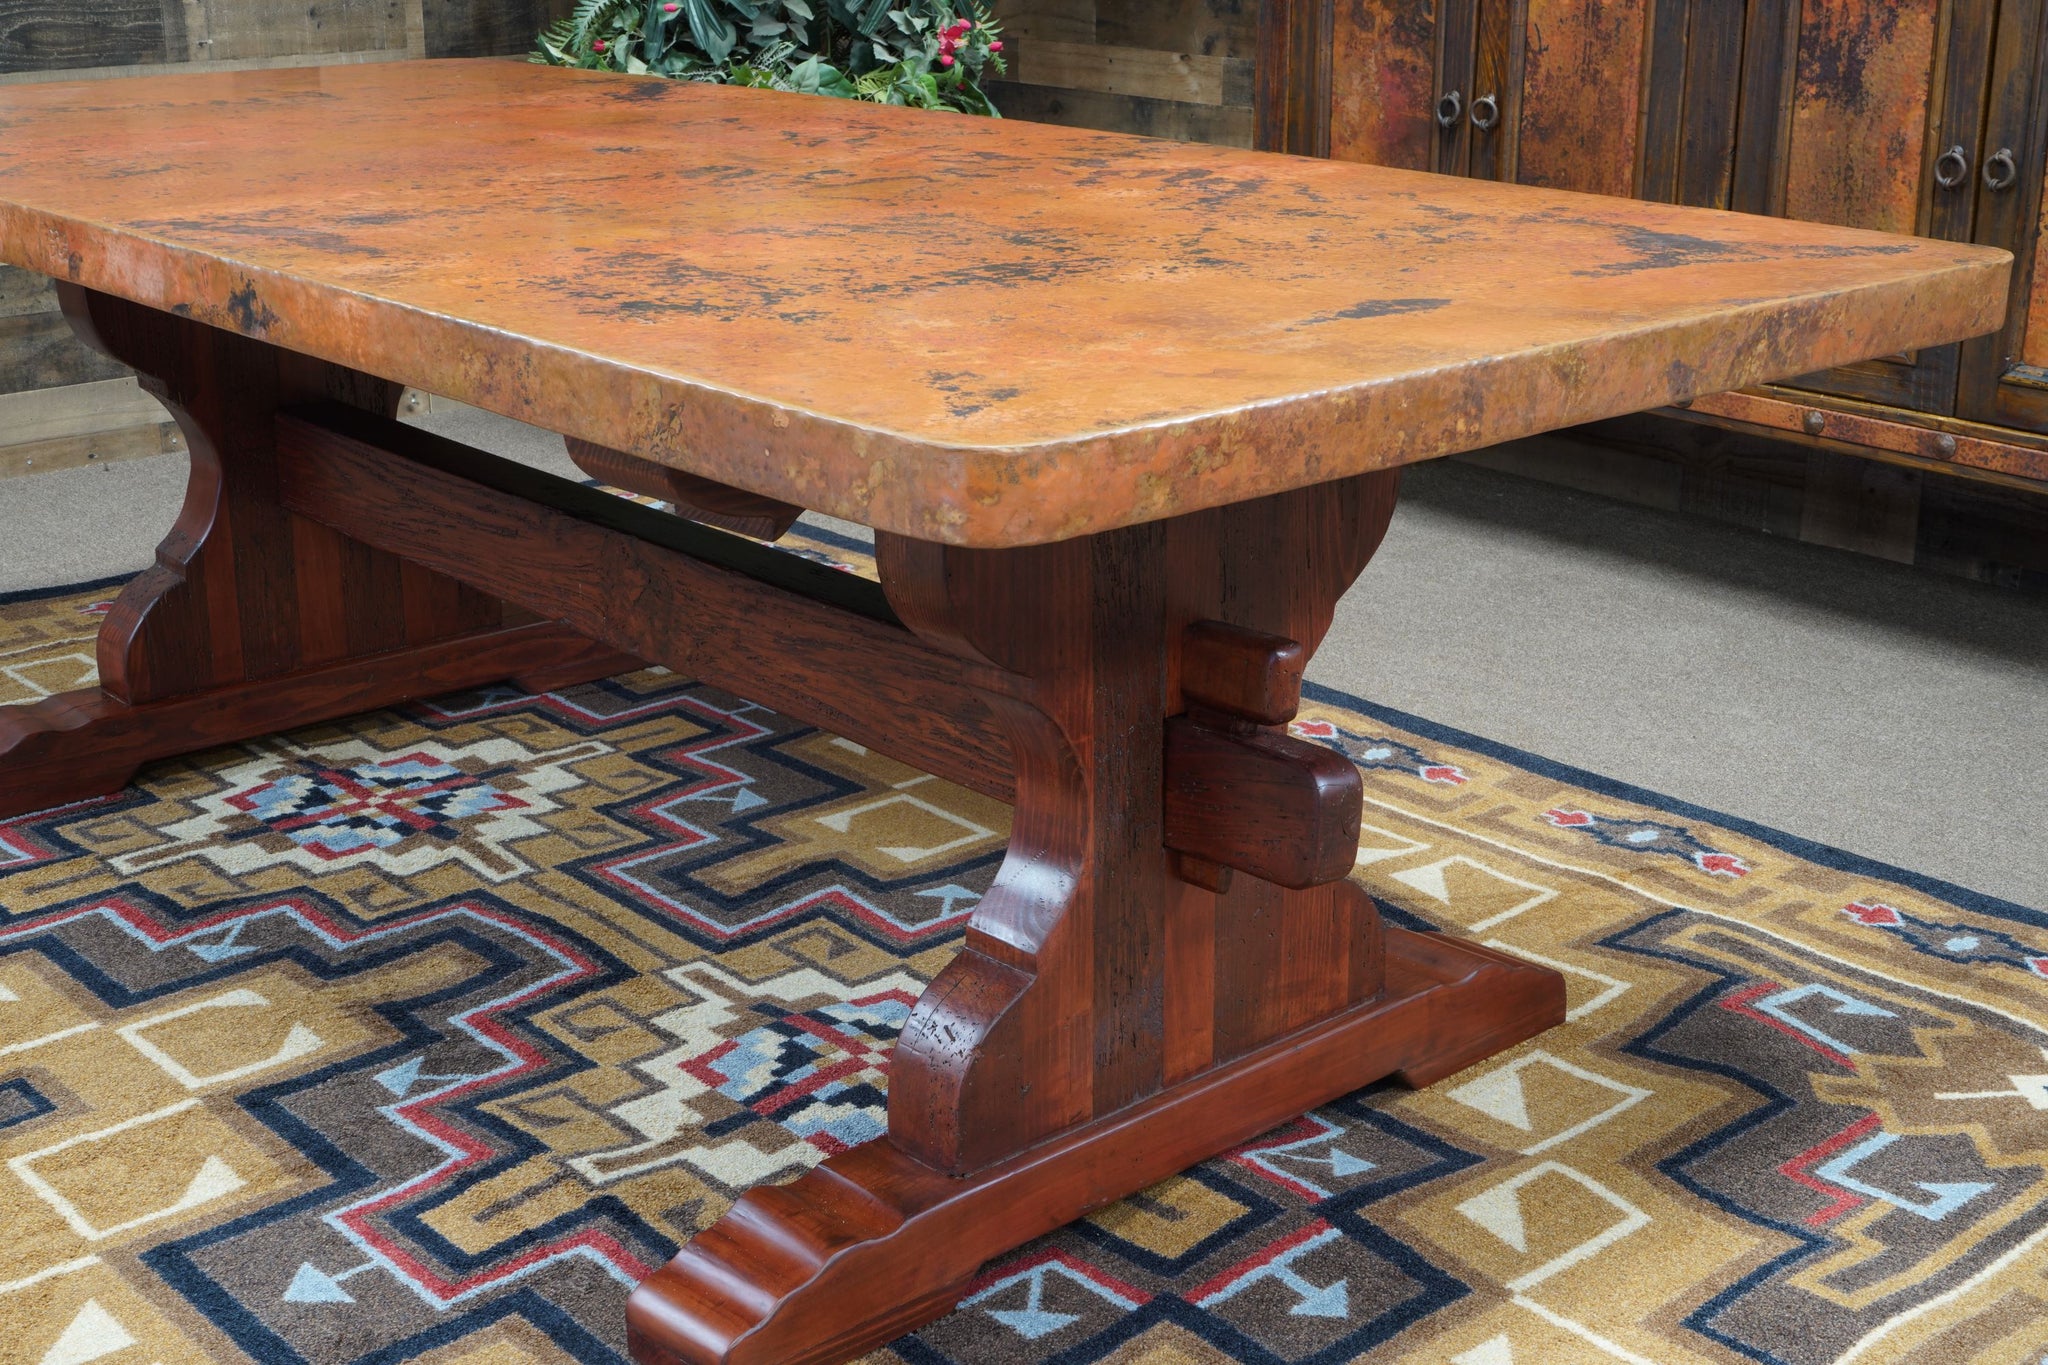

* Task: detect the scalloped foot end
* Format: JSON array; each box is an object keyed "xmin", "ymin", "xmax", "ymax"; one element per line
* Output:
[{"xmin": 622, "ymin": 926, "xmax": 1564, "ymax": 1365}]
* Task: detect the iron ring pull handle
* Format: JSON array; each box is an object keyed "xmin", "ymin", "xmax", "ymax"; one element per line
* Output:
[
  {"xmin": 1934, "ymin": 144, "xmax": 1971, "ymax": 189},
  {"xmin": 1436, "ymin": 89, "xmax": 1463, "ymax": 127},
  {"xmin": 1984, "ymin": 147, "xmax": 2018, "ymax": 192},
  {"xmin": 1470, "ymin": 93, "xmax": 1500, "ymax": 131}
]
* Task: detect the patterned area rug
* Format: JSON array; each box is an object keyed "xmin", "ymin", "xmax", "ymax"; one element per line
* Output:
[{"xmin": 2, "ymin": 526, "xmax": 2045, "ymax": 1365}]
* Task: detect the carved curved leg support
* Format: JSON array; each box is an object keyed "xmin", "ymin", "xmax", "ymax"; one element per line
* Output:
[
  {"xmin": 627, "ymin": 476, "xmax": 1567, "ymax": 1365},
  {"xmin": 0, "ymin": 288, "xmax": 631, "ymax": 819}
]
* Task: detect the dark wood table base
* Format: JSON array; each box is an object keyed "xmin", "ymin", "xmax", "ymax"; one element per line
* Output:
[
  {"xmin": 628, "ymin": 928, "xmax": 1559, "ymax": 1365},
  {"xmin": 0, "ymin": 287, "xmax": 635, "ymax": 820},
  {"xmin": 2, "ymin": 290, "xmax": 1566, "ymax": 1365}
]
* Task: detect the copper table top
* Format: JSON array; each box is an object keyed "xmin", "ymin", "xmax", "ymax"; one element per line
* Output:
[{"xmin": 0, "ymin": 61, "xmax": 2010, "ymax": 545}]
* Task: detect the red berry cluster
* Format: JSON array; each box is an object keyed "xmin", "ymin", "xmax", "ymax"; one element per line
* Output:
[{"xmin": 936, "ymin": 16, "xmax": 999, "ymax": 68}]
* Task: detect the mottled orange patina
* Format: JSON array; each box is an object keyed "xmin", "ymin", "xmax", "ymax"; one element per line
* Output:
[{"xmin": 0, "ymin": 60, "xmax": 2010, "ymax": 545}]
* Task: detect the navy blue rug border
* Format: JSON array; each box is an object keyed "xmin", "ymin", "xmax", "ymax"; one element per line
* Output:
[
  {"xmin": 1302, "ymin": 679, "xmax": 2043, "ymax": 927},
  {"xmin": 0, "ymin": 571, "xmax": 134, "ymax": 609}
]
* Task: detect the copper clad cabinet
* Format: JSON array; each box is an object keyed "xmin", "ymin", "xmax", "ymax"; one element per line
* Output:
[{"xmin": 1280, "ymin": 0, "xmax": 2048, "ymax": 488}]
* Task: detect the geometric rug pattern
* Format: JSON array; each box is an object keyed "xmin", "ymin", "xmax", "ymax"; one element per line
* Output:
[{"xmin": 2, "ymin": 527, "xmax": 2044, "ymax": 1365}]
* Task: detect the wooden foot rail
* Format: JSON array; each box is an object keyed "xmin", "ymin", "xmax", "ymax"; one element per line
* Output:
[
  {"xmin": 7, "ymin": 291, "xmax": 1565, "ymax": 1365},
  {"xmin": 252, "ymin": 401, "xmax": 1566, "ymax": 1364},
  {"xmin": 0, "ymin": 290, "xmax": 634, "ymax": 821}
]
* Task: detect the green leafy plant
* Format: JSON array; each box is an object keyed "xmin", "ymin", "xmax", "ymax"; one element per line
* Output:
[{"xmin": 535, "ymin": 0, "xmax": 1005, "ymax": 115}]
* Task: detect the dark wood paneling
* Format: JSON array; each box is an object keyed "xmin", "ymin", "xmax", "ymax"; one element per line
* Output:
[
  {"xmin": 1731, "ymin": 0, "xmax": 1802, "ymax": 213},
  {"xmin": 1467, "ymin": 412, "xmax": 2048, "ymax": 588},
  {"xmin": 1094, "ymin": 0, "xmax": 1255, "ymax": 57},
  {"xmin": 1637, "ymin": 0, "xmax": 1692, "ymax": 201},
  {"xmin": 1467, "ymin": 0, "xmax": 1521, "ymax": 181},
  {"xmin": 986, "ymin": 78, "xmax": 1255, "ymax": 144},
  {"xmin": 1677, "ymin": 0, "xmax": 1745, "ymax": 207},
  {"xmin": 1957, "ymin": 0, "xmax": 2048, "ymax": 434},
  {"xmin": 1254, "ymin": 0, "xmax": 1332, "ymax": 152},
  {"xmin": 1433, "ymin": 0, "xmax": 1479, "ymax": 172},
  {"xmin": 0, "ymin": 0, "xmax": 178, "ymax": 74},
  {"xmin": 1641, "ymin": 0, "xmax": 1744, "ymax": 207},
  {"xmin": 423, "ymin": 0, "xmax": 575, "ymax": 58}
]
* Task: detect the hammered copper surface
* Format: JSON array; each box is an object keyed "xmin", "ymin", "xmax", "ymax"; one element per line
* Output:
[{"xmin": 0, "ymin": 60, "xmax": 2010, "ymax": 544}]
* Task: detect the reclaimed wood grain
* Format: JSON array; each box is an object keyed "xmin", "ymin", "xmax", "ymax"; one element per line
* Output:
[
  {"xmin": 0, "ymin": 61, "xmax": 2010, "ymax": 546},
  {"xmin": 1467, "ymin": 0, "xmax": 1520, "ymax": 183},
  {"xmin": 1092, "ymin": 0, "xmax": 1253, "ymax": 58},
  {"xmin": 0, "ymin": 0, "xmax": 178, "ymax": 74},
  {"xmin": 277, "ymin": 405, "xmax": 1017, "ymax": 802},
  {"xmin": 1253, "ymin": 0, "xmax": 1331, "ymax": 153},
  {"xmin": 1018, "ymin": 38, "xmax": 1246, "ymax": 105},
  {"xmin": 983, "ymin": 77, "xmax": 1254, "ymax": 142},
  {"xmin": 0, "ymin": 417, "xmax": 176, "ymax": 477},
  {"xmin": 422, "ymin": 0, "xmax": 572, "ymax": 58}
]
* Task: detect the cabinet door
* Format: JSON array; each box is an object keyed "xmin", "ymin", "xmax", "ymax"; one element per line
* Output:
[
  {"xmin": 1956, "ymin": 0, "xmax": 2048, "ymax": 433},
  {"xmin": 1423, "ymin": 0, "xmax": 1654, "ymax": 192},
  {"xmin": 1746, "ymin": 0, "xmax": 2000, "ymax": 412},
  {"xmin": 1328, "ymin": 0, "xmax": 1442, "ymax": 170},
  {"xmin": 1508, "ymin": 0, "xmax": 1654, "ymax": 197}
]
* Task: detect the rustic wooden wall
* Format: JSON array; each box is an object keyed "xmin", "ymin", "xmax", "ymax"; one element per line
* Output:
[
  {"xmin": 1461, "ymin": 417, "xmax": 2048, "ymax": 590},
  {"xmin": 986, "ymin": 0, "xmax": 1258, "ymax": 146},
  {"xmin": 0, "ymin": 0, "xmax": 571, "ymax": 480}
]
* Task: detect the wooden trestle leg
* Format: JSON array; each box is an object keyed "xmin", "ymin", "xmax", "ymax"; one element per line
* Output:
[
  {"xmin": 121, "ymin": 374, "xmax": 1564, "ymax": 1365},
  {"xmin": 624, "ymin": 477, "xmax": 1567, "ymax": 1364},
  {"xmin": 0, "ymin": 288, "xmax": 632, "ymax": 820},
  {"xmin": 244, "ymin": 387, "xmax": 1563, "ymax": 1365}
]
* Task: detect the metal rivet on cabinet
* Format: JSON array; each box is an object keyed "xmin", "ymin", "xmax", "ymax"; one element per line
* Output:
[
  {"xmin": 1933, "ymin": 433, "xmax": 1958, "ymax": 458},
  {"xmin": 1802, "ymin": 410, "xmax": 1825, "ymax": 435}
]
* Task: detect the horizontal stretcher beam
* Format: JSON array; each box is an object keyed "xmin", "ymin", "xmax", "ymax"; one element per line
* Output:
[{"xmin": 272, "ymin": 406, "xmax": 1017, "ymax": 802}]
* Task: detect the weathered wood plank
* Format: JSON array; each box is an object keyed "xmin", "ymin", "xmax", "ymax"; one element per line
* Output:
[
  {"xmin": 1254, "ymin": 0, "xmax": 1332, "ymax": 154},
  {"xmin": 1516, "ymin": 0, "xmax": 1645, "ymax": 196},
  {"xmin": 1798, "ymin": 446, "xmax": 1923, "ymax": 561},
  {"xmin": 0, "ymin": 376, "xmax": 166, "ymax": 442},
  {"xmin": 1783, "ymin": 0, "xmax": 1941, "ymax": 233},
  {"xmin": 0, "ymin": 417, "xmax": 178, "ymax": 478},
  {"xmin": 1433, "ymin": 0, "xmax": 1478, "ymax": 173},
  {"xmin": 1327, "ymin": 0, "xmax": 1435, "ymax": 169},
  {"xmin": 1677, "ymin": 0, "xmax": 1744, "ymax": 207},
  {"xmin": 421, "ymin": 0, "xmax": 571, "ymax": 58},
  {"xmin": 984, "ymin": 78, "xmax": 1255, "ymax": 143},
  {"xmin": 0, "ymin": 311, "xmax": 130, "ymax": 394},
  {"xmin": 194, "ymin": 0, "xmax": 414, "ymax": 63},
  {"xmin": 1731, "ymin": 0, "xmax": 1801, "ymax": 214},
  {"xmin": 1637, "ymin": 0, "xmax": 1690, "ymax": 202},
  {"xmin": 1002, "ymin": 0, "xmax": 1097, "ymax": 46},
  {"xmin": 1093, "ymin": 0, "xmax": 1253, "ymax": 58},
  {"xmin": 1468, "ymin": 0, "xmax": 1520, "ymax": 181},
  {"xmin": 1019, "ymin": 39, "xmax": 1249, "ymax": 106},
  {"xmin": 0, "ymin": 0, "xmax": 179, "ymax": 75}
]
